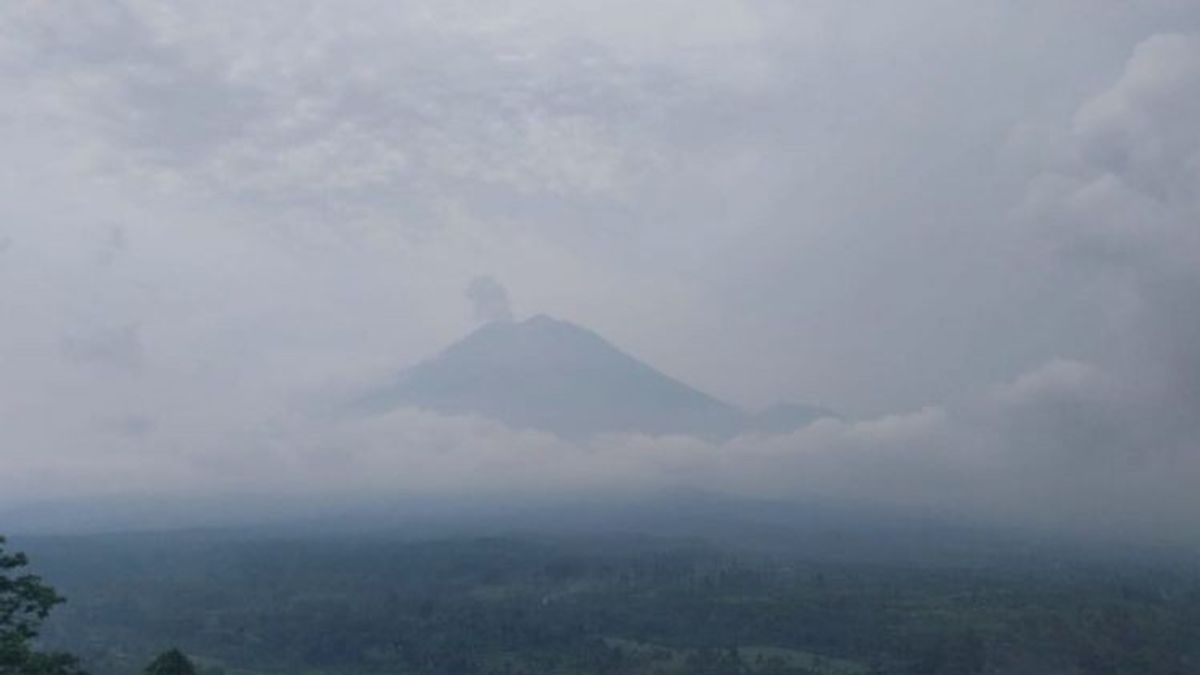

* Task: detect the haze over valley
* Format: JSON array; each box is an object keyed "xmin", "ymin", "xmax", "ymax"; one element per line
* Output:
[{"xmin": 3, "ymin": 3, "xmax": 1200, "ymax": 674}]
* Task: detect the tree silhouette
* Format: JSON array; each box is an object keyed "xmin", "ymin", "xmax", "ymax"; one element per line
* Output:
[
  {"xmin": 143, "ymin": 648, "xmax": 197, "ymax": 675},
  {"xmin": 0, "ymin": 536, "xmax": 87, "ymax": 675}
]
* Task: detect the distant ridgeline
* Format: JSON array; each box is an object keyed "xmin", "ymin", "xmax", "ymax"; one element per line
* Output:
[{"xmin": 354, "ymin": 315, "xmax": 834, "ymax": 440}]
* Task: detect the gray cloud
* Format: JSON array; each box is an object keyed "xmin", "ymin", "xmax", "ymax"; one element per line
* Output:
[
  {"xmin": 1025, "ymin": 32, "xmax": 1200, "ymax": 440},
  {"xmin": 465, "ymin": 275, "xmax": 514, "ymax": 323},
  {"xmin": 60, "ymin": 322, "xmax": 143, "ymax": 371},
  {"xmin": 1, "ymin": 4, "xmax": 1199, "ymax": 543}
]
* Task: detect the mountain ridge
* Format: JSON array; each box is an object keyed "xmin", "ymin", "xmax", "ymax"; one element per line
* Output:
[{"xmin": 356, "ymin": 315, "xmax": 830, "ymax": 440}]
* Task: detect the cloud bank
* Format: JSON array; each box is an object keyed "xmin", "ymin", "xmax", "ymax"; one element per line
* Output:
[{"xmin": 1, "ymin": 4, "xmax": 1199, "ymax": 542}]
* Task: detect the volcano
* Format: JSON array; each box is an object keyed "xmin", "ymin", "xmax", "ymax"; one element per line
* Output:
[{"xmin": 356, "ymin": 315, "xmax": 830, "ymax": 440}]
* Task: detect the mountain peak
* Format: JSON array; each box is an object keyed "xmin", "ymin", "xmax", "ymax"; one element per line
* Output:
[{"xmin": 355, "ymin": 316, "xmax": 831, "ymax": 440}]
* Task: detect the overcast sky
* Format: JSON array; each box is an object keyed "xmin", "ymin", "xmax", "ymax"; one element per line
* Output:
[{"xmin": 2, "ymin": 1, "xmax": 1199, "ymax": 540}]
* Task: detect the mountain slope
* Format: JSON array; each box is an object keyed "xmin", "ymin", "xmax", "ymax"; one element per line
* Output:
[
  {"xmin": 357, "ymin": 315, "xmax": 826, "ymax": 439},
  {"xmin": 749, "ymin": 402, "xmax": 839, "ymax": 434}
]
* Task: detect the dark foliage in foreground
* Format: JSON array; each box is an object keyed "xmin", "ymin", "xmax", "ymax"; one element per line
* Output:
[
  {"xmin": 0, "ymin": 536, "xmax": 87, "ymax": 675},
  {"xmin": 142, "ymin": 649, "xmax": 196, "ymax": 675}
]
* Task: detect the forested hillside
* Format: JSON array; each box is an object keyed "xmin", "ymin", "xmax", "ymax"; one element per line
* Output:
[{"xmin": 13, "ymin": 533, "xmax": 1200, "ymax": 675}]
